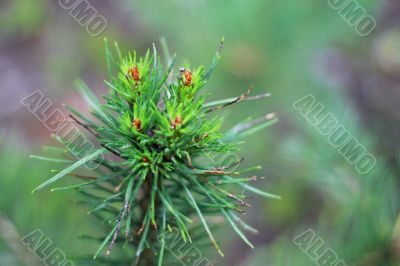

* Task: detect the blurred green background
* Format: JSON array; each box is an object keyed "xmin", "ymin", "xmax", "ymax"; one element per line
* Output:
[{"xmin": 1, "ymin": 0, "xmax": 400, "ymax": 265}]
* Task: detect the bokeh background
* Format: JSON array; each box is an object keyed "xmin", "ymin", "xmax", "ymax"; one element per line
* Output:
[{"xmin": 1, "ymin": 0, "xmax": 400, "ymax": 265}]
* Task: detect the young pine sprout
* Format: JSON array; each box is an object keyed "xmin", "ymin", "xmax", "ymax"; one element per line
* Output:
[{"xmin": 32, "ymin": 38, "xmax": 279, "ymax": 265}]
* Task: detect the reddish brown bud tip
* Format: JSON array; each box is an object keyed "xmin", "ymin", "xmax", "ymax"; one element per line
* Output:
[
  {"xmin": 133, "ymin": 118, "xmax": 141, "ymax": 131},
  {"xmin": 183, "ymin": 70, "xmax": 192, "ymax": 86},
  {"xmin": 175, "ymin": 116, "xmax": 182, "ymax": 125},
  {"xmin": 171, "ymin": 116, "xmax": 183, "ymax": 129},
  {"xmin": 128, "ymin": 67, "xmax": 140, "ymax": 82}
]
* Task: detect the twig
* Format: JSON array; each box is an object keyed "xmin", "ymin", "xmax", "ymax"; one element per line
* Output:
[
  {"xmin": 208, "ymin": 182, "xmax": 250, "ymax": 207},
  {"xmin": 67, "ymin": 173, "xmax": 98, "ymax": 180},
  {"xmin": 100, "ymin": 144, "xmax": 126, "ymax": 159},
  {"xmin": 69, "ymin": 114, "xmax": 99, "ymax": 137},
  {"xmin": 206, "ymin": 86, "xmax": 253, "ymax": 113},
  {"xmin": 106, "ymin": 198, "xmax": 130, "ymax": 257},
  {"xmin": 215, "ymin": 157, "xmax": 244, "ymax": 171}
]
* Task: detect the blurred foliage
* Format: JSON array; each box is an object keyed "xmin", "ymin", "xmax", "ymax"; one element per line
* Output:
[
  {"xmin": 0, "ymin": 0, "xmax": 46, "ymax": 38},
  {"xmin": 0, "ymin": 134, "xmax": 106, "ymax": 265}
]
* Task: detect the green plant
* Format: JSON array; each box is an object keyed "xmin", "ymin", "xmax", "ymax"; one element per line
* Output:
[{"xmin": 32, "ymin": 38, "xmax": 279, "ymax": 265}]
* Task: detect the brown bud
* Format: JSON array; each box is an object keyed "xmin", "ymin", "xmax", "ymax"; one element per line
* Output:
[
  {"xmin": 171, "ymin": 116, "xmax": 182, "ymax": 129},
  {"xmin": 183, "ymin": 70, "xmax": 192, "ymax": 86},
  {"xmin": 175, "ymin": 116, "xmax": 182, "ymax": 124},
  {"xmin": 127, "ymin": 66, "xmax": 140, "ymax": 82},
  {"xmin": 133, "ymin": 118, "xmax": 141, "ymax": 131}
]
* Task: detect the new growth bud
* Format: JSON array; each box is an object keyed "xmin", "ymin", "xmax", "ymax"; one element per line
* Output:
[
  {"xmin": 127, "ymin": 66, "xmax": 140, "ymax": 82},
  {"xmin": 184, "ymin": 70, "xmax": 192, "ymax": 86},
  {"xmin": 133, "ymin": 118, "xmax": 141, "ymax": 131},
  {"xmin": 171, "ymin": 116, "xmax": 183, "ymax": 129}
]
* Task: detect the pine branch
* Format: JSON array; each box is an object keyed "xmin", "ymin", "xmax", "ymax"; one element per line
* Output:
[{"xmin": 32, "ymin": 38, "xmax": 279, "ymax": 265}]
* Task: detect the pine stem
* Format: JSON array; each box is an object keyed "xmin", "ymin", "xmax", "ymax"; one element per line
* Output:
[{"xmin": 135, "ymin": 172, "xmax": 158, "ymax": 266}]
